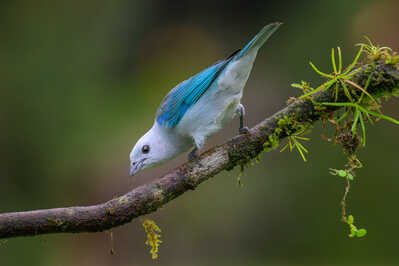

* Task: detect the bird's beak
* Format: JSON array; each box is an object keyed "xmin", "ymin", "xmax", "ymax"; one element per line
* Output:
[{"xmin": 129, "ymin": 158, "xmax": 147, "ymax": 176}]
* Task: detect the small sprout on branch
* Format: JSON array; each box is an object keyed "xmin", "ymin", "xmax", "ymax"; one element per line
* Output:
[
  {"xmin": 345, "ymin": 215, "xmax": 367, "ymax": 238},
  {"xmin": 300, "ymin": 46, "xmax": 364, "ymax": 99},
  {"xmin": 329, "ymin": 168, "xmax": 354, "ymax": 181},
  {"xmin": 385, "ymin": 53, "xmax": 399, "ymax": 66},
  {"xmin": 358, "ymin": 36, "xmax": 395, "ymax": 63},
  {"xmin": 291, "ymin": 81, "xmax": 314, "ymax": 94}
]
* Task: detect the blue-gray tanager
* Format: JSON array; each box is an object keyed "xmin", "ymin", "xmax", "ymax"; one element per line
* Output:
[{"xmin": 129, "ymin": 22, "xmax": 282, "ymax": 176}]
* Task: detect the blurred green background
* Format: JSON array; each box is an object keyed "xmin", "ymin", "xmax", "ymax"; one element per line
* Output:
[{"xmin": 1, "ymin": 0, "xmax": 399, "ymax": 265}]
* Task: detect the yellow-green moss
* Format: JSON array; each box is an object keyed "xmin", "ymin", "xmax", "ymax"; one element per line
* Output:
[{"xmin": 142, "ymin": 218, "xmax": 162, "ymax": 259}]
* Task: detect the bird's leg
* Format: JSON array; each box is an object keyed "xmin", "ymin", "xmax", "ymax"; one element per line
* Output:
[
  {"xmin": 188, "ymin": 147, "xmax": 199, "ymax": 161},
  {"xmin": 237, "ymin": 103, "xmax": 249, "ymax": 134},
  {"xmin": 188, "ymin": 136, "xmax": 204, "ymax": 161}
]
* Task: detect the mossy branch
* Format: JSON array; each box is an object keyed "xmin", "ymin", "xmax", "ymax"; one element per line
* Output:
[{"xmin": 0, "ymin": 60, "xmax": 398, "ymax": 239}]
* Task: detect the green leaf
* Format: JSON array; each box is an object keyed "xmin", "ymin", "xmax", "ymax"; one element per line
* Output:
[
  {"xmin": 340, "ymin": 79, "xmax": 354, "ymax": 102},
  {"xmin": 356, "ymin": 229, "xmax": 367, "ymax": 237},
  {"xmin": 347, "ymin": 172, "xmax": 354, "ymax": 181},
  {"xmin": 295, "ymin": 136, "xmax": 310, "ymax": 141},
  {"xmin": 337, "ymin": 46, "xmax": 342, "ymax": 73},
  {"xmin": 348, "ymin": 215, "xmax": 354, "ymax": 225},
  {"xmin": 289, "ymin": 137, "xmax": 293, "ymax": 151},
  {"xmin": 331, "ymin": 48, "xmax": 338, "ymax": 74},
  {"xmin": 359, "ymin": 106, "xmax": 399, "ymax": 125},
  {"xmin": 294, "ymin": 142, "xmax": 307, "ymax": 162},
  {"xmin": 280, "ymin": 143, "xmax": 289, "ymax": 152},
  {"xmin": 338, "ymin": 170, "xmax": 347, "ymax": 177},
  {"xmin": 291, "ymin": 83, "xmax": 303, "ymax": 89},
  {"xmin": 344, "ymin": 66, "xmax": 363, "ymax": 78},
  {"xmin": 358, "ymin": 73, "xmax": 374, "ymax": 105},
  {"xmin": 352, "ymin": 109, "xmax": 360, "ymax": 136},
  {"xmin": 359, "ymin": 111, "xmax": 366, "ymax": 146},
  {"xmin": 309, "ymin": 61, "xmax": 333, "ymax": 78},
  {"xmin": 336, "ymin": 110, "xmax": 350, "ymax": 123},
  {"xmin": 299, "ymin": 78, "xmax": 337, "ymax": 98},
  {"xmin": 320, "ymin": 102, "xmax": 356, "ymax": 108},
  {"xmin": 295, "ymin": 140, "xmax": 309, "ymax": 153},
  {"xmin": 343, "ymin": 46, "xmax": 363, "ymax": 74}
]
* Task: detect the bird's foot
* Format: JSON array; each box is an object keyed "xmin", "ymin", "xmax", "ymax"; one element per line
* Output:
[
  {"xmin": 237, "ymin": 104, "xmax": 249, "ymax": 135},
  {"xmin": 239, "ymin": 126, "xmax": 250, "ymax": 135},
  {"xmin": 188, "ymin": 148, "xmax": 200, "ymax": 161}
]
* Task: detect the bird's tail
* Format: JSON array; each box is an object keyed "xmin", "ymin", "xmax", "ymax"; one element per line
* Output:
[{"xmin": 239, "ymin": 22, "xmax": 282, "ymax": 58}]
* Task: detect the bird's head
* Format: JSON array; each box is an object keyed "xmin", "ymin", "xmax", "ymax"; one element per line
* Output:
[
  {"xmin": 129, "ymin": 124, "xmax": 186, "ymax": 176},
  {"xmin": 129, "ymin": 133, "xmax": 154, "ymax": 176}
]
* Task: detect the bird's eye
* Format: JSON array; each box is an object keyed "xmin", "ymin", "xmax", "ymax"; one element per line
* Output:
[{"xmin": 142, "ymin": 145, "xmax": 150, "ymax": 154}]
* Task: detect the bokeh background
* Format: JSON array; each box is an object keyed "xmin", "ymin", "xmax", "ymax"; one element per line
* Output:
[{"xmin": 1, "ymin": 0, "xmax": 399, "ymax": 265}]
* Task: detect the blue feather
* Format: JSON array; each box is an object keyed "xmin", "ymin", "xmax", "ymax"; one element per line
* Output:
[
  {"xmin": 156, "ymin": 60, "xmax": 230, "ymax": 128},
  {"xmin": 239, "ymin": 22, "xmax": 282, "ymax": 58}
]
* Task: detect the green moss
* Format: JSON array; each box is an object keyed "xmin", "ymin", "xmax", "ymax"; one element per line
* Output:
[
  {"xmin": 385, "ymin": 54, "xmax": 399, "ymax": 66},
  {"xmin": 276, "ymin": 115, "xmax": 312, "ymax": 136},
  {"xmin": 47, "ymin": 218, "xmax": 65, "ymax": 227},
  {"xmin": 263, "ymin": 133, "xmax": 279, "ymax": 152},
  {"xmin": 355, "ymin": 62, "xmax": 399, "ymax": 105}
]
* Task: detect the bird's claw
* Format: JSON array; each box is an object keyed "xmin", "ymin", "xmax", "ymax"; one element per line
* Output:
[
  {"xmin": 239, "ymin": 126, "xmax": 250, "ymax": 135},
  {"xmin": 188, "ymin": 148, "xmax": 200, "ymax": 161}
]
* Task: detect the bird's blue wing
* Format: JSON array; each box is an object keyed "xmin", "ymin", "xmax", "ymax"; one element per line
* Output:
[
  {"xmin": 155, "ymin": 23, "xmax": 282, "ymax": 128},
  {"xmin": 156, "ymin": 58, "xmax": 233, "ymax": 128}
]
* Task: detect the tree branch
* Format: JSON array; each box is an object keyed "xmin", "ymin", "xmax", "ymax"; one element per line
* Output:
[{"xmin": 1, "ymin": 61, "xmax": 398, "ymax": 239}]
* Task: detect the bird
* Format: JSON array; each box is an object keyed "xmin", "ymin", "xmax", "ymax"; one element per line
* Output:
[{"xmin": 129, "ymin": 22, "xmax": 282, "ymax": 176}]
